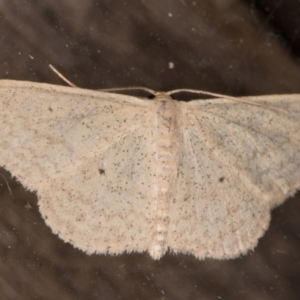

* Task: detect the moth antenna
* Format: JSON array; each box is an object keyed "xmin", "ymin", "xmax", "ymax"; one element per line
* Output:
[
  {"xmin": 168, "ymin": 89, "xmax": 286, "ymax": 114},
  {"xmin": 49, "ymin": 64, "xmax": 78, "ymax": 88}
]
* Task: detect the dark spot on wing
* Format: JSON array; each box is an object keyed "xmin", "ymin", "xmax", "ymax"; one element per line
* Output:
[{"xmin": 99, "ymin": 169, "xmax": 105, "ymax": 175}]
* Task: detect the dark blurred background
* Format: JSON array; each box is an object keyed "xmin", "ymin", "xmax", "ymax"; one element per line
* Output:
[{"xmin": 0, "ymin": 0, "xmax": 300, "ymax": 299}]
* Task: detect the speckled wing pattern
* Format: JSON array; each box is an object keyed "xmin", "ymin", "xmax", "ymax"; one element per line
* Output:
[
  {"xmin": 0, "ymin": 80, "xmax": 158, "ymax": 256},
  {"xmin": 0, "ymin": 80, "xmax": 300, "ymax": 260},
  {"xmin": 169, "ymin": 96, "xmax": 300, "ymax": 259}
]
